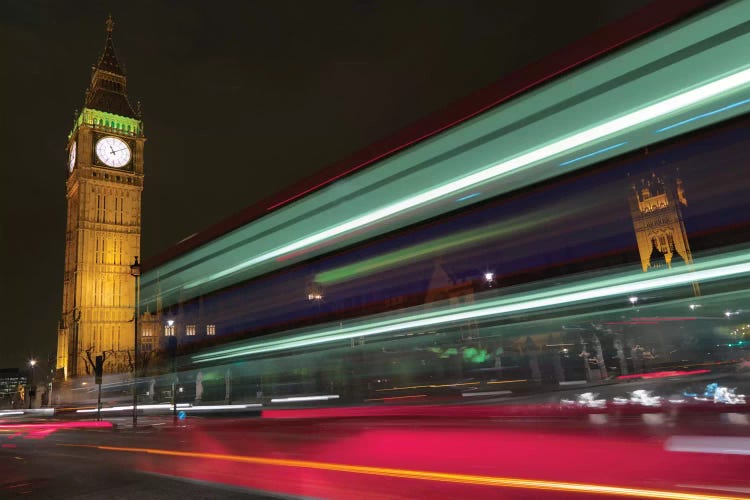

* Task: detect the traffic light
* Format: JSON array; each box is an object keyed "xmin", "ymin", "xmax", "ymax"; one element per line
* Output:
[{"xmin": 95, "ymin": 355, "xmax": 103, "ymax": 385}]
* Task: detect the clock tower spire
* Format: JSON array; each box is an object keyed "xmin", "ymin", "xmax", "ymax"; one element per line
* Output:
[{"xmin": 57, "ymin": 16, "xmax": 146, "ymax": 382}]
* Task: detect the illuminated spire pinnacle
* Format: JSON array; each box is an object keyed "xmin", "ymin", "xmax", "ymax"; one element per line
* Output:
[
  {"xmin": 82, "ymin": 15, "xmax": 137, "ymax": 117},
  {"xmin": 97, "ymin": 14, "xmax": 124, "ymax": 75}
]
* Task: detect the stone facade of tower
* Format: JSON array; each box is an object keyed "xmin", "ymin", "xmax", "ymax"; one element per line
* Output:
[
  {"xmin": 628, "ymin": 172, "xmax": 693, "ymax": 273},
  {"xmin": 56, "ymin": 17, "xmax": 145, "ymax": 379}
]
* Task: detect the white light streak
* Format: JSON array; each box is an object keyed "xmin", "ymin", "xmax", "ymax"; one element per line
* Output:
[
  {"xmin": 76, "ymin": 403, "xmax": 190, "ymax": 413},
  {"xmin": 184, "ymin": 67, "xmax": 750, "ymax": 290},
  {"xmin": 462, "ymin": 390, "xmax": 512, "ymax": 397},
  {"xmin": 666, "ymin": 436, "xmax": 750, "ymax": 455},
  {"xmin": 194, "ymin": 254, "xmax": 750, "ymax": 363},
  {"xmin": 183, "ymin": 404, "xmax": 262, "ymax": 411},
  {"xmin": 270, "ymin": 395, "xmax": 340, "ymax": 403}
]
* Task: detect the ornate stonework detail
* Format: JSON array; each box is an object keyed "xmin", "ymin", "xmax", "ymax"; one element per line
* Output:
[{"xmin": 628, "ymin": 171, "xmax": 699, "ymax": 295}]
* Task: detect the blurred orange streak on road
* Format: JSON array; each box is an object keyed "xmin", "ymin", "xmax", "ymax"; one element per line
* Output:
[{"xmin": 60, "ymin": 443, "xmax": 750, "ymax": 500}]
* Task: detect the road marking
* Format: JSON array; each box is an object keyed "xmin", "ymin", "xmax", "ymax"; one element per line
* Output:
[{"xmin": 60, "ymin": 443, "xmax": 749, "ymax": 499}]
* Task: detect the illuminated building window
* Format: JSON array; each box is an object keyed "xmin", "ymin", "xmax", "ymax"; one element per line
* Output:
[
  {"xmin": 186, "ymin": 324, "xmax": 196, "ymax": 336},
  {"xmin": 206, "ymin": 324, "xmax": 216, "ymax": 336},
  {"xmin": 164, "ymin": 325, "xmax": 175, "ymax": 336},
  {"xmin": 142, "ymin": 327, "xmax": 153, "ymax": 337}
]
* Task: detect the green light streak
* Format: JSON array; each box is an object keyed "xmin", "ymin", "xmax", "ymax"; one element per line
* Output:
[
  {"xmin": 192, "ymin": 250, "xmax": 750, "ymax": 364},
  {"xmin": 183, "ymin": 67, "xmax": 750, "ymax": 292},
  {"xmin": 140, "ymin": 5, "xmax": 750, "ymax": 314},
  {"xmin": 317, "ymin": 226, "xmax": 503, "ymax": 285},
  {"xmin": 315, "ymin": 203, "xmax": 586, "ymax": 285}
]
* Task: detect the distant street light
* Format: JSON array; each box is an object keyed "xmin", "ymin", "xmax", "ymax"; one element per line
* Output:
[
  {"xmin": 130, "ymin": 256, "xmax": 142, "ymax": 427},
  {"xmin": 629, "ymin": 296, "xmax": 639, "ymax": 306}
]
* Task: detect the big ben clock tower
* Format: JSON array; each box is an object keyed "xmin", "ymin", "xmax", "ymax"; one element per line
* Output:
[{"xmin": 57, "ymin": 16, "xmax": 145, "ymax": 379}]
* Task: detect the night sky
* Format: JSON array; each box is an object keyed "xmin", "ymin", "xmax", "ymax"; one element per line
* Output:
[{"xmin": 0, "ymin": 1, "xmax": 652, "ymax": 369}]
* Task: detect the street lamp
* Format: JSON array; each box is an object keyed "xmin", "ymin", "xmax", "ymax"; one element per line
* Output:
[
  {"xmin": 28, "ymin": 359, "xmax": 37, "ymax": 409},
  {"xmin": 166, "ymin": 319, "xmax": 177, "ymax": 422},
  {"xmin": 130, "ymin": 256, "xmax": 141, "ymax": 427},
  {"xmin": 70, "ymin": 307, "xmax": 81, "ymax": 379}
]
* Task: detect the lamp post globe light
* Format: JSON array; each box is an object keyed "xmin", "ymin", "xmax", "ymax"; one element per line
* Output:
[{"xmin": 130, "ymin": 257, "xmax": 141, "ymax": 426}]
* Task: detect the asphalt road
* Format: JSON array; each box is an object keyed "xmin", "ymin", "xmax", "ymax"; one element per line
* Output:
[
  {"xmin": 3, "ymin": 411, "xmax": 750, "ymax": 499},
  {"xmin": 0, "ymin": 423, "xmax": 283, "ymax": 499}
]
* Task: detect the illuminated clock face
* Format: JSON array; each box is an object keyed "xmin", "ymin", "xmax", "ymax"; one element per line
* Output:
[
  {"xmin": 95, "ymin": 136, "xmax": 131, "ymax": 168},
  {"xmin": 68, "ymin": 141, "xmax": 77, "ymax": 172}
]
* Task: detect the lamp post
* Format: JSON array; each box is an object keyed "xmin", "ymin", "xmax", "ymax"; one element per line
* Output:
[
  {"xmin": 167, "ymin": 320, "xmax": 177, "ymax": 423},
  {"xmin": 70, "ymin": 307, "xmax": 81, "ymax": 379},
  {"xmin": 130, "ymin": 257, "xmax": 141, "ymax": 427},
  {"xmin": 28, "ymin": 359, "xmax": 37, "ymax": 409}
]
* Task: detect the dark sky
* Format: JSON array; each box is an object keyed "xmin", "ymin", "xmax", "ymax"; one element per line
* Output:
[{"xmin": 0, "ymin": 1, "xmax": 653, "ymax": 369}]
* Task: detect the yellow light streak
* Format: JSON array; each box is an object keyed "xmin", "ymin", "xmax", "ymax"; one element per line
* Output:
[
  {"xmin": 62, "ymin": 444, "xmax": 749, "ymax": 499},
  {"xmin": 364, "ymin": 395, "xmax": 428, "ymax": 402},
  {"xmin": 487, "ymin": 379, "xmax": 527, "ymax": 385},
  {"xmin": 375, "ymin": 382, "xmax": 480, "ymax": 392}
]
